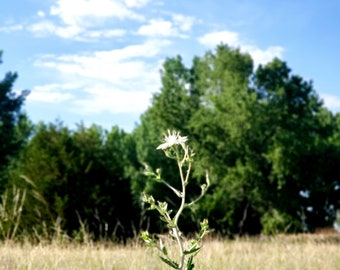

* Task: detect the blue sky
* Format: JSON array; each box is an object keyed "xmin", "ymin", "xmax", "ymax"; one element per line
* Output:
[{"xmin": 1, "ymin": 0, "xmax": 340, "ymax": 132}]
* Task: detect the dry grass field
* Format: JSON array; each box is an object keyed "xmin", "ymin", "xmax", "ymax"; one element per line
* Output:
[{"xmin": 0, "ymin": 232, "xmax": 340, "ymax": 269}]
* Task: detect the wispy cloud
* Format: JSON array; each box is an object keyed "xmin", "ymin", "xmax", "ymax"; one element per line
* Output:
[
  {"xmin": 28, "ymin": 20, "xmax": 126, "ymax": 40},
  {"xmin": 241, "ymin": 45, "xmax": 284, "ymax": 67},
  {"xmin": 0, "ymin": 24, "xmax": 23, "ymax": 33},
  {"xmin": 32, "ymin": 39, "xmax": 171, "ymax": 114},
  {"xmin": 72, "ymin": 85, "xmax": 152, "ymax": 114},
  {"xmin": 35, "ymin": 39, "xmax": 170, "ymax": 79},
  {"xmin": 29, "ymin": 83, "xmax": 76, "ymax": 103},
  {"xmin": 137, "ymin": 19, "xmax": 183, "ymax": 37},
  {"xmin": 28, "ymin": 20, "xmax": 82, "ymax": 38},
  {"xmin": 137, "ymin": 14, "xmax": 196, "ymax": 38},
  {"xmin": 171, "ymin": 13, "xmax": 196, "ymax": 32},
  {"xmin": 22, "ymin": 1, "xmax": 196, "ymax": 117},
  {"xmin": 198, "ymin": 30, "xmax": 284, "ymax": 66},
  {"xmin": 198, "ymin": 30, "xmax": 240, "ymax": 47},
  {"xmin": 25, "ymin": 0, "xmax": 152, "ymax": 40},
  {"xmin": 124, "ymin": 0, "xmax": 151, "ymax": 8},
  {"xmin": 2, "ymin": 0, "xmax": 339, "ymax": 132},
  {"xmin": 3, "ymin": 0, "xmax": 197, "ymax": 42},
  {"xmin": 50, "ymin": 0, "xmax": 146, "ymax": 25}
]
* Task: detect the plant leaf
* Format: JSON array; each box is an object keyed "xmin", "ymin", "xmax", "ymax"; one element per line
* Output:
[
  {"xmin": 186, "ymin": 256, "xmax": 195, "ymax": 270},
  {"xmin": 160, "ymin": 256, "xmax": 179, "ymax": 269},
  {"xmin": 183, "ymin": 246, "xmax": 201, "ymax": 255}
]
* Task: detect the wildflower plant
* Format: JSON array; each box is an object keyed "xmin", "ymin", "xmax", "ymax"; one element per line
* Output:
[{"xmin": 141, "ymin": 130, "xmax": 209, "ymax": 270}]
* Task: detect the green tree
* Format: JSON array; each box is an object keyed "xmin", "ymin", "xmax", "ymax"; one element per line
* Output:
[
  {"xmin": 189, "ymin": 45, "xmax": 263, "ymax": 235},
  {"xmin": 9, "ymin": 121, "xmax": 136, "ymax": 241},
  {"xmin": 131, "ymin": 56, "xmax": 203, "ymax": 233},
  {"xmin": 0, "ymin": 51, "xmax": 30, "ymax": 189},
  {"xmin": 253, "ymin": 58, "xmax": 327, "ymax": 232},
  {"xmin": 299, "ymin": 110, "xmax": 340, "ymax": 230},
  {"xmin": 164, "ymin": 45, "xmax": 330, "ymax": 235}
]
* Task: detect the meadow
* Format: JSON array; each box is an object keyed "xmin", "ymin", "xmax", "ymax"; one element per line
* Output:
[{"xmin": 0, "ymin": 232, "xmax": 339, "ymax": 270}]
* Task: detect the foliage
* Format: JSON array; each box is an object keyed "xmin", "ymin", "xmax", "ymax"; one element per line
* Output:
[
  {"xmin": 189, "ymin": 45, "xmax": 263, "ymax": 235},
  {"xmin": 0, "ymin": 51, "xmax": 31, "ymax": 190},
  {"xmin": 130, "ymin": 56, "xmax": 202, "ymax": 234},
  {"xmin": 7, "ymin": 121, "xmax": 137, "ymax": 242},
  {"xmin": 137, "ymin": 44, "xmax": 339, "ymax": 235},
  {"xmin": 0, "ymin": 45, "xmax": 340, "ymax": 241}
]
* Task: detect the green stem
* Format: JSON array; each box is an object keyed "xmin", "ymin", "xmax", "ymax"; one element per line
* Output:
[
  {"xmin": 174, "ymin": 152, "xmax": 187, "ymax": 225},
  {"xmin": 172, "ymin": 227, "xmax": 184, "ymax": 269},
  {"xmin": 173, "ymin": 147, "xmax": 191, "ymax": 269}
]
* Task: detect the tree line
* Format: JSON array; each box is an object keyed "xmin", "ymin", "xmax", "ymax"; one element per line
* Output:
[{"xmin": 0, "ymin": 46, "xmax": 339, "ymax": 242}]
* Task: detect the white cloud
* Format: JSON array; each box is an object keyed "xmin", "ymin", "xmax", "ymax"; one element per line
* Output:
[
  {"xmin": 198, "ymin": 30, "xmax": 284, "ymax": 66},
  {"xmin": 50, "ymin": 0, "xmax": 145, "ymax": 26},
  {"xmin": 0, "ymin": 24, "xmax": 23, "ymax": 33},
  {"xmin": 137, "ymin": 19, "xmax": 183, "ymax": 37},
  {"xmin": 28, "ymin": 20, "xmax": 83, "ymax": 38},
  {"xmin": 124, "ymin": 0, "xmax": 150, "ymax": 8},
  {"xmin": 73, "ymin": 85, "xmax": 152, "ymax": 114},
  {"xmin": 17, "ymin": 1, "xmax": 195, "ymax": 42},
  {"xmin": 29, "ymin": 83, "xmax": 76, "ymax": 103},
  {"xmin": 29, "ymin": 82, "xmax": 152, "ymax": 114},
  {"xmin": 28, "ymin": 20, "xmax": 125, "ymax": 40},
  {"xmin": 28, "ymin": 20, "xmax": 56, "ymax": 34},
  {"xmin": 137, "ymin": 14, "xmax": 196, "ymax": 38},
  {"xmin": 28, "ymin": 0, "xmax": 152, "ymax": 40},
  {"xmin": 320, "ymin": 93, "xmax": 340, "ymax": 111},
  {"xmin": 37, "ymin": 11, "xmax": 45, "ymax": 17},
  {"xmin": 198, "ymin": 30, "xmax": 240, "ymax": 48},
  {"xmin": 43, "ymin": 38, "xmax": 169, "ymax": 61},
  {"xmin": 85, "ymin": 29, "xmax": 126, "ymax": 38},
  {"xmin": 241, "ymin": 45, "xmax": 284, "ymax": 67},
  {"xmin": 172, "ymin": 14, "xmax": 196, "ymax": 31},
  {"xmin": 33, "ymin": 40, "xmax": 170, "ymax": 115}
]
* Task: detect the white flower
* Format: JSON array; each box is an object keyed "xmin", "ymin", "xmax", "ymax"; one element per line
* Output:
[{"xmin": 157, "ymin": 130, "xmax": 188, "ymax": 150}]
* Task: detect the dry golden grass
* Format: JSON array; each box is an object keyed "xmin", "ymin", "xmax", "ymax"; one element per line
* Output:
[{"xmin": 1, "ymin": 233, "xmax": 340, "ymax": 269}]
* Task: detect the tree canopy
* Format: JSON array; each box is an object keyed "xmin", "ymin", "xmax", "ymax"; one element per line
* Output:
[
  {"xmin": 135, "ymin": 45, "xmax": 340, "ymax": 235},
  {"xmin": 0, "ymin": 51, "xmax": 30, "ymax": 189},
  {"xmin": 1, "ymin": 46, "xmax": 340, "ymax": 241}
]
